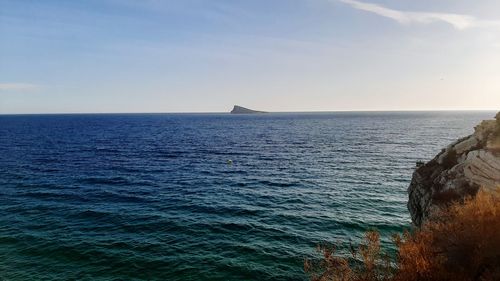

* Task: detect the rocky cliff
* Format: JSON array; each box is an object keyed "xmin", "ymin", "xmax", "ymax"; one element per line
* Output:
[{"xmin": 408, "ymin": 112, "xmax": 500, "ymax": 226}]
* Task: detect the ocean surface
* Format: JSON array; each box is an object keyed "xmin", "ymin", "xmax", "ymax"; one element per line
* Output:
[{"xmin": 0, "ymin": 111, "xmax": 494, "ymax": 280}]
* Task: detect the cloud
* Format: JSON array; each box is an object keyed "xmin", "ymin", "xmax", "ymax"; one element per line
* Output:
[
  {"xmin": 339, "ymin": 0, "xmax": 500, "ymax": 30},
  {"xmin": 0, "ymin": 83, "xmax": 40, "ymax": 91}
]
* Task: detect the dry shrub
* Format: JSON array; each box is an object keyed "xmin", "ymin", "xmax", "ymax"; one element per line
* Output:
[
  {"xmin": 305, "ymin": 189, "xmax": 500, "ymax": 281},
  {"xmin": 395, "ymin": 189, "xmax": 500, "ymax": 281},
  {"xmin": 305, "ymin": 231, "xmax": 393, "ymax": 281}
]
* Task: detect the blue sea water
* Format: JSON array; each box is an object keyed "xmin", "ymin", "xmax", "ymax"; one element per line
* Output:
[{"xmin": 0, "ymin": 111, "xmax": 494, "ymax": 280}]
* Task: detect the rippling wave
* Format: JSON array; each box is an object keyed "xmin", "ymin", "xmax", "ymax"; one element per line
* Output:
[{"xmin": 0, "ymin": 111, "xmax": 493, "ymax": 280}]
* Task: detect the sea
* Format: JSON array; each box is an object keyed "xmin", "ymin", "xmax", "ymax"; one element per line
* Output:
[{"xmin": 0, "ymin": 111, "xmax": 494, "ymax": 280}]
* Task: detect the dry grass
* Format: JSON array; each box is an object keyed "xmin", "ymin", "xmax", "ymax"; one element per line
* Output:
[
  {"xmin": 305, "ymin": 231, "xmax": 393, "ymax": 281},
  {"xmin": 305, "ymin": 189, "xmax": 500, "ymax": 281}
]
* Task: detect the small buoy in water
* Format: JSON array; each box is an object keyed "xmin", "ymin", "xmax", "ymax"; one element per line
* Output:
[{"xmin": 227, "ymin": 159, "xmax": 233, "ymax": 165}]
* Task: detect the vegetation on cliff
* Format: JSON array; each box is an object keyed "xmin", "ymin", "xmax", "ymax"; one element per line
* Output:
[
  {"xmin": 306, "ymin": 113, "xmax": 500, "ymax": 280},
  {"xmin": 305, "ymin": 189, "xmax": 500, "ymax": 281},
  {"xmin": 408, "ymin": 112, "xmax": 500, "ymax": 226}
]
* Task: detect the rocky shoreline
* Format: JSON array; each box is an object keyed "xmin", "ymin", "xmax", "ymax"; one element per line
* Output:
[{"xmin": 408, "ymin": 112, "xmax": 500, "ymax": 226}]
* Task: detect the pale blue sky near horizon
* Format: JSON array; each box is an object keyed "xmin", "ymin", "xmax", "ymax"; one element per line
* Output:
[{"xmin": 1, "ymin": 0, "xmax": 500, "ymax": 113}]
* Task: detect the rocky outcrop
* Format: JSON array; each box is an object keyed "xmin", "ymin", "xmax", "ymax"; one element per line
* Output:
[
  {"xmin": 408, "ymin": 112, "xmax": 500, "ymax": 226},
  {"xmin": 230, "ymin": 105, "xmax": 267, "ymax": 114}
]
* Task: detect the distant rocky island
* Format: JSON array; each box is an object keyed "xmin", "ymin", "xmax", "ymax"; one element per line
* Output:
[
  {"xmin": 230, "ymin": 105, "xmax": 267, "ymax": 114},
  {"xmin": 408, "ymin": 111, "xmax": 500, "ymax": 226}
]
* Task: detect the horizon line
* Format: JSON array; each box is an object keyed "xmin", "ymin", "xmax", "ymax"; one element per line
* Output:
[{"xmin": 0, "ymin": 109, "xmax": 497, "ymax": 116}]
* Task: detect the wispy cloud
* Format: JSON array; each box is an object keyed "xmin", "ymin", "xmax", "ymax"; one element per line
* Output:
[
  {"xmin": 0, "ymin": 83, "xmax": 40, "ymax": 91},
  {"xmin": 339, "ymin": 0, "xmax": 500, "ymax": 30}
]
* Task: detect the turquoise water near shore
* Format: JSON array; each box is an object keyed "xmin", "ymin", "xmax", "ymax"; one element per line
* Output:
[{"xmin": 0, "ymin": 111, "xmax": 493, "ymax": 280}]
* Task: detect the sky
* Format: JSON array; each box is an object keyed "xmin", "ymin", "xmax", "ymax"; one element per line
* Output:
[{"xmin": 1, "ymin": 0, "xmax": 500, "ymax": 113}]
